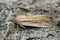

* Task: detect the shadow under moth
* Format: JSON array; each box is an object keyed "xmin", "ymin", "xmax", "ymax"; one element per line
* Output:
[{"xmin": 12, "ymin": 15, "xmax": 52, "ymax": 29}]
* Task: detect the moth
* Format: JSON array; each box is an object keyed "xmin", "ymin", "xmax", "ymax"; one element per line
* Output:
[{"xmin": 12, "ymin": 15, "xmax": 52, "ymax": 28}]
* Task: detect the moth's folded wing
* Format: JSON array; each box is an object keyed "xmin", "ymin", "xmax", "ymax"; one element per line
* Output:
[{"xmin": 21, "ymin": 22, "xmax": 52, "ymax": 27}]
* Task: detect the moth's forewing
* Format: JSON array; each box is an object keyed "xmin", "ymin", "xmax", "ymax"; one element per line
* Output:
[{"xmin": 13, "ymin": 15, "xmax": 52, "ymax": 27}]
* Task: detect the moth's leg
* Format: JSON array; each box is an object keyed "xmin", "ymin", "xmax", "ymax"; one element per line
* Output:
[
  {"xmin": 14, "ymin": 23, "xmax": 23, "ymax": 30},
  {"xmin": 17, "ymin": 22, "xmax": 27, "ymax": 29},
  {"xmin": 19, "ymin": 24, "xmax": 27, "ymax": 30},
  {"xmin": 15, "ymin": 24, "xmax": 23, "ymax": 30}
]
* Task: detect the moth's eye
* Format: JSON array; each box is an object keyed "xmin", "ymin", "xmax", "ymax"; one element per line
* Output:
[{"xmin": 50, "ymin": 17, "xmax": 52, "ymax": 19}]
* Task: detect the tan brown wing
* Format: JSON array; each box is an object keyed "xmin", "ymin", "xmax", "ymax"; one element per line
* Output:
[{"xmin": 12, "ymin": 15, "xmax": 52, "ymax": 27}]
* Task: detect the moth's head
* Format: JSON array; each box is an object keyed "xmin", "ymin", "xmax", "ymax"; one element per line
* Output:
[{"xmin": 11, "ymin": 17, "xmax": 17, "ymax": 25}]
